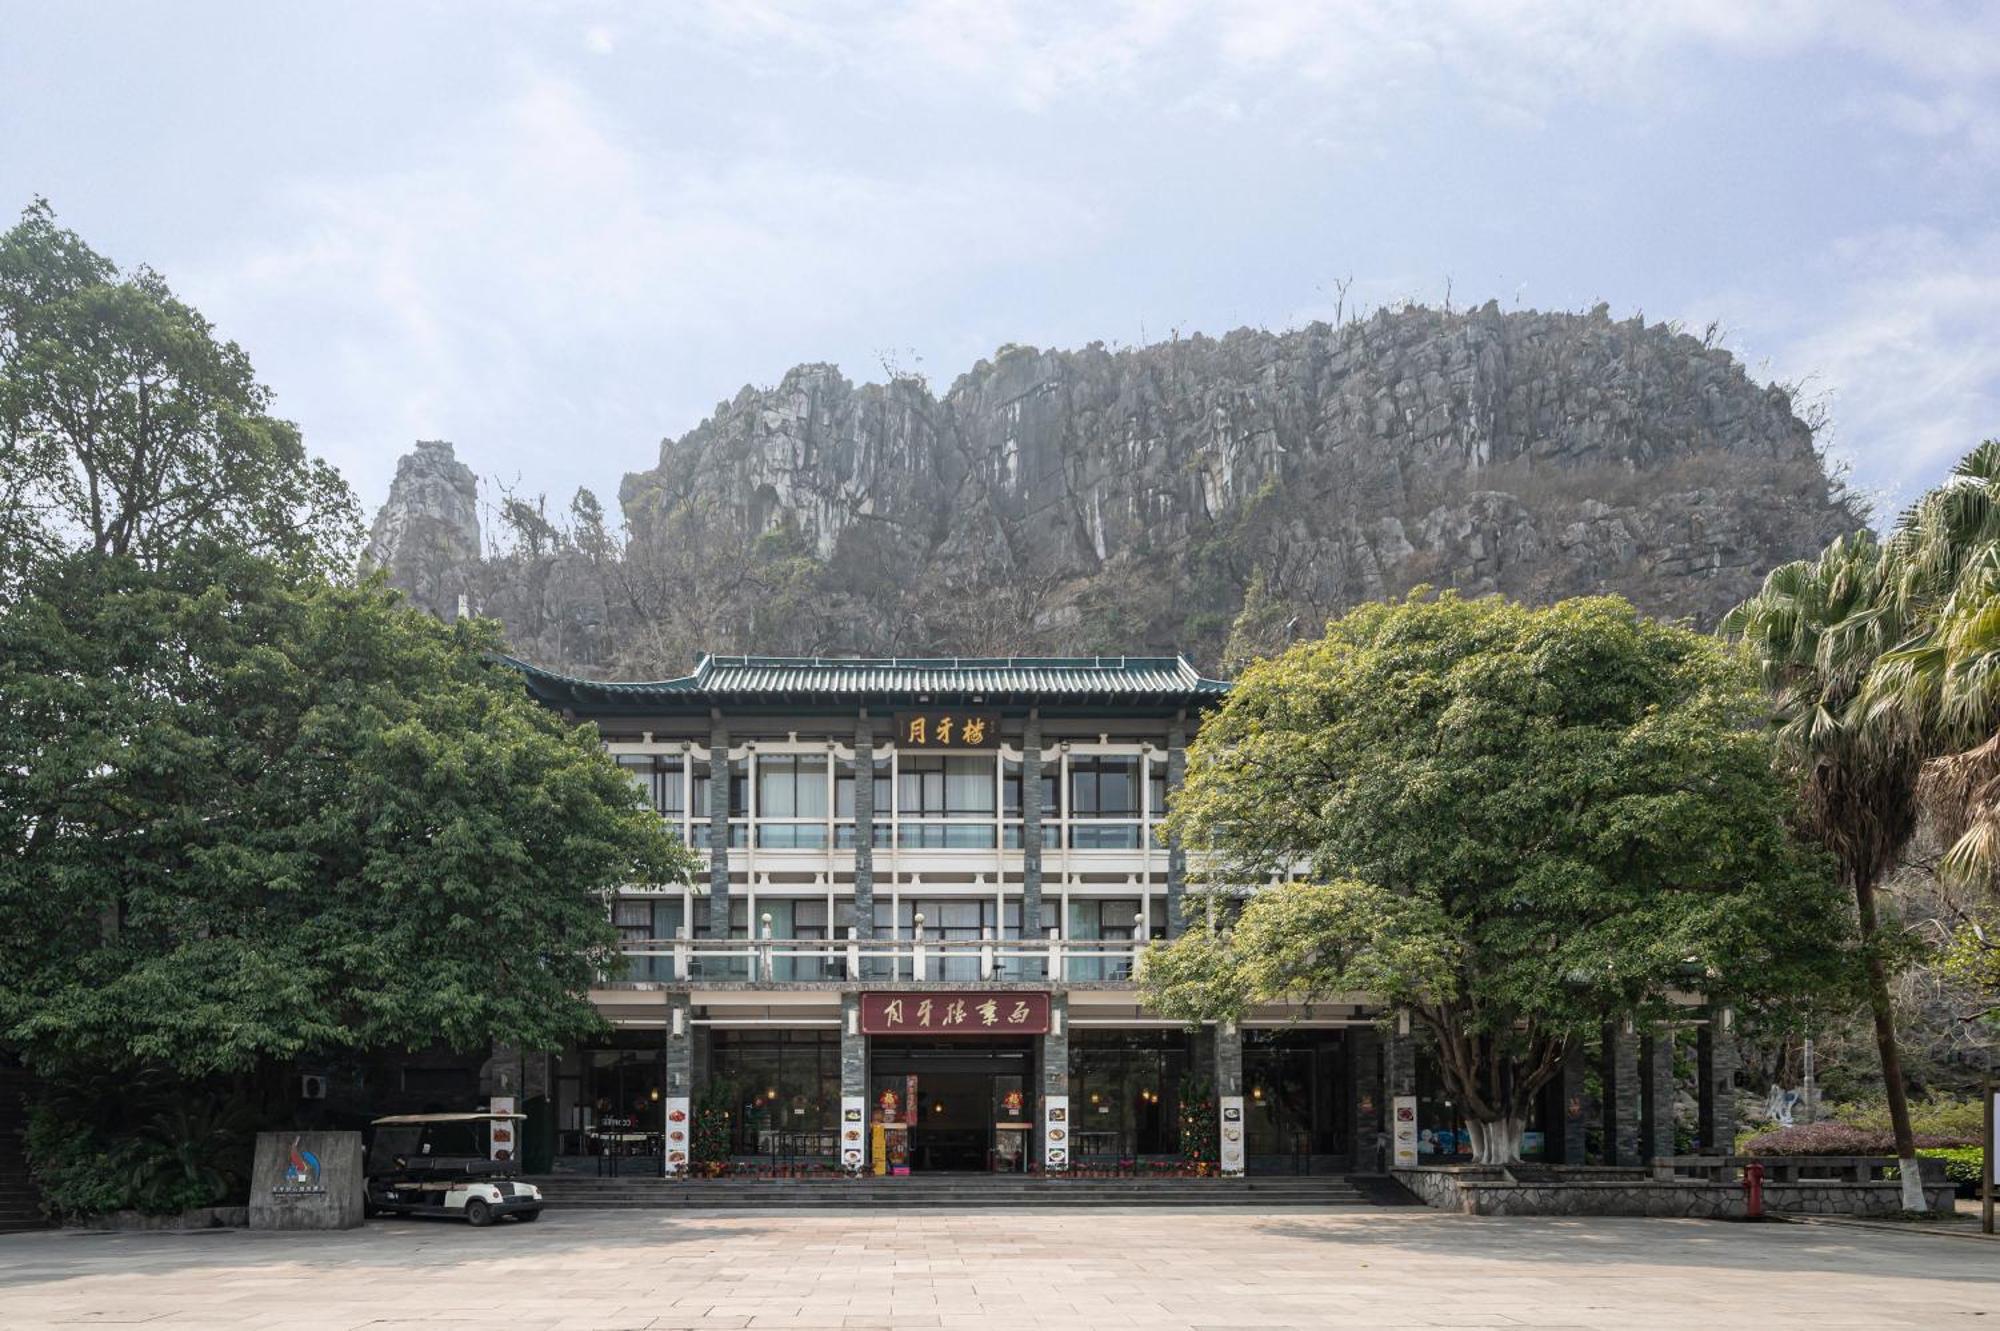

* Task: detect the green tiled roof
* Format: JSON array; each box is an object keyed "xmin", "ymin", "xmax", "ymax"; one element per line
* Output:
[{"xmin": 497, "ymin": 653, "xmax": 1230, "ymax": 712}]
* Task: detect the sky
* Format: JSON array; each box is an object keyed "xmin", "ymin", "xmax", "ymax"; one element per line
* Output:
[{"xmin": 3, "ymin": 1, "xmax": 1998, "ymax": 526}]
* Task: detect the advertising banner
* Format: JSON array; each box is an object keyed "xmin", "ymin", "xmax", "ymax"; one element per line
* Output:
[
  {"xmin": 662, "ymin": 1095, "xmax": 690, "ymax": 1176},
  {"xmin": 488, "ymin": 1096, "xmax": 516, "ymax": 1161},
  {"xmin": 1393, "ymin": 1095, "xmax": 1419, "ymax": 1167},
  {"xmin": 1044, "ymin": 1094, "xmax": 1070, "ymax": 1171},
  {"xmin": 1219, "ymin": 1095, "xmax": 1245, "ymax": 1175},
  {"xmin": 840, "ymin": 1095, "xmax": 866, "ymax": 1173}
]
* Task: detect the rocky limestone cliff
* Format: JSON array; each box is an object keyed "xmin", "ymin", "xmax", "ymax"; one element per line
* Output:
[
  {"xmin": 366, "ymin": 303, "xmax": 1865, "ymax": 675},
  {"xmin": 360, "ymin": 439, "xmax": 481, "ymax": 620}
]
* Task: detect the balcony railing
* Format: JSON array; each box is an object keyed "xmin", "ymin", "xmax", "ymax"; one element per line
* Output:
[{"xmin": 613, "ymin": 926, "xmax": 1150, "ymax": 985}]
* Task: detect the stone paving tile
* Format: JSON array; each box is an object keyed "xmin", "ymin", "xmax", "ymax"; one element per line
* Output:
[{"xmin": 1, "ymin": 1209, "xmax": 1997, "ymax": 1329}]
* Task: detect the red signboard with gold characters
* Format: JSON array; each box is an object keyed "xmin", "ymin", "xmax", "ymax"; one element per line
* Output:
[{"xmin": 860, "ymin": 992, "xmax": 1050, "ymax": 1036}]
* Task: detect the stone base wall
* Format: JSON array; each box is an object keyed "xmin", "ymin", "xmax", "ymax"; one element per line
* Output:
[
  {"xmin": 81, "ymin": 1206, "xmax": 248, "ymax": 1231},
  {"xmin": 1392, "ymin": 1166, "xmax": 1954, "ymax": 1218}
]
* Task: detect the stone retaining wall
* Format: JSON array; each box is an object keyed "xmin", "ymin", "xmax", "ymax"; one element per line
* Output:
[
  {"xmin": 81, "ymin": 1206, "xmax": 247, "ymax": 1231},
  {"xmin": 1393, "ymin": 1165, "xmax": 1954, "ymax": 1218}
]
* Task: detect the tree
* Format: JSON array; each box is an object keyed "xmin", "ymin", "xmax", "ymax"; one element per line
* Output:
[
  {"xmin": 1867, "ymin": 441, "xmax": 2000, "ymax": 888},
  {"xmin": 1723, "ymin": 533, "xmax": 1933, "ymax": 1209},
  {"xmin": 1144, "ymin": 592, "xmax": 1850, "ymax": 1164},
  {"xmin": 0, "ymin": 546, "xmax": 696, "ymax": 1076},
  {"xmin": 0, "ymin": 200, "xmax": 356, "ymax": 591}
]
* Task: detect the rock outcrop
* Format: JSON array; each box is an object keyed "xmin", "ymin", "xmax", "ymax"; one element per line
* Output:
[
  {"xmin": 365, "ymin": 303, "xmax": 1865, "ymax": 675},
  {"xmin": 360, "ymin": 440, "xmax": 480, "ymax": 620}
]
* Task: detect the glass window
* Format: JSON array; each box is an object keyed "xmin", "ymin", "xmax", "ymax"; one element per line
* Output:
[
  {"xmin": 834, "ymin": 759, "xmax": 892, "ymax": 819},
  {"xmin": 1002, "ymin": 760, "xmax": 1059, "ymax": 816},
  {"xmin": 899, "ymin": 756, "xmax": 995, "ymax": 819},
  {"xmin": 1070, "ymin": 1031, "xmax": 1193, "ymax": 1160},
  {"xmin": 615, "ymin": 755, "xmax": 687, "ymax": 818},
  {"xmin": 756, "ymin": 824, "xmax": 830, "ymax": 848},
  {"xmin": 897, "ymin": 822, "xmax": 998, "ymax": 849},
  {"xmin": 758, "ymin": 755, "xmax": 829, "ymax": 819},
  {"xmin": 709, "ymin": 1031, "xmax": 840, "ymax": 1159},
  {"xmin": 1070, "ymin": 757, "xmax": 1140, "ymax": 818},
  {"xmin": 1148, "ymin": 763, "xmax": 1166, "ymax": 821}
]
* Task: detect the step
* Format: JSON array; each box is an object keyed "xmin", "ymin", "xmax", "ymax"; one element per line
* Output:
[{"xmin": 517, "ymin": 1174, "xmax": 1390, "ymax": 1208}]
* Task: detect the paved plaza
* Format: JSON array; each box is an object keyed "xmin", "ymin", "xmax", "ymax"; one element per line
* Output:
[{"xmin": 0, "ymin": 1207, "xmax": 1993, "ymax": 1330}]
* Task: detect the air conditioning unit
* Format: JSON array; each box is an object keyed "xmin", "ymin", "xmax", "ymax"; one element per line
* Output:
[{"xmin": 299, "ymin": 1074, "xmax": 328, "ymax": 1100}]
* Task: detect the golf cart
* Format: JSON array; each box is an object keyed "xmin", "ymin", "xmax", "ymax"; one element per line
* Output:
[{"xmin": 365, "ymin": 1112, "xmax": 543, "ymax": 1225}]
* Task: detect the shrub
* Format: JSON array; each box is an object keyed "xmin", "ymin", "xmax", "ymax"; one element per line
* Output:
[
  {"xmin": 1832, "ymin": 1097, "xmax": 1986, "ymax": 1142},
  {"xmin": 23, "ymin": 1067, "xmax": 263, "ymax": 1220},
  {"xmin": 1738, "ymin": 1121, "xmax": 1973, "ymax": 1156},
  {"xmin": 1919, "ymin": 1146, "xmax": 1986, "ymax": 1195}
]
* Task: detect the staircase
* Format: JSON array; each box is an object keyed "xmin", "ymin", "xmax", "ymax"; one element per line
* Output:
[
  {"xmin": 0, "ymin": 1060, "xmax": 46, "ymax": 1232},
  {"xmin": 521, "ymin": 1173, "xmax": 1409, "ymax": 1210}
]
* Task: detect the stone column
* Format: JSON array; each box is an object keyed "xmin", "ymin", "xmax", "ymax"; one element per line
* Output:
[
  {"xmin": 1165, "ymin": 714, "xmax": 1188, "ymax": 939},
  {"xmin": 706, "ymin": 715, "xmax": 730, "ymax": 940},
  {"xmin": 1642, "ymin": 1029, "xmax": 1677, "ymax": 1162},
  {"xmin": 1608, "ymin": 1015, "xmax": 1640, "ymax": 1159},
  {"xmin": 1605, "ymin": 1022, "xmax": 1641, "ymax": 1167},
  {"xmin": 852, "ymin": 714, "xmax": 875, "ymax": 939},
  {"xmin": 1215, "ymin": 1018, "xmax": 1244, "ymax": 1177},
  {"xmin": 1021, "ymin": 709, "xmax": 1044, "ymax": 943},
  {"xmin": 479, "ymin": 1042, "xmax": 523, "ymax": 1102},
  {"xmin": 1038, "ymin": 993, "xmax": 1068, "ymax": 1170},
  {"xmin": 1387, "ymin": 1023, "xmax": 1417, "ymax": 1100},
  {"xmin": 840, "ymin": 993, "xmax": 867, "ymax": 1099},
  {"xmin": 1697, "ymin": 1015, "xmax": 1738, "ymax": 1155},
  {"xmin": 1559, "ymin": 1042, "xmax": 1589, "ymax": 1166},
  {"xmin": 838, "ymin": 993, "xmax": 868, "ymax": 1172},
  {"xmin": 1347, "ymin": 1026, "xmax": 1383, "ymax": 1172},
  {"xmin": 690, "ymin": 1025, "xmax": 712, "ymax": 1103},
  {"xmin": 665, "ymin": 993, "xmax": 694, "ymax": 1098}
]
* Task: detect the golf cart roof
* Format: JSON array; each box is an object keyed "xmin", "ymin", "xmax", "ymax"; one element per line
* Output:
[{"xmin": 369, "ymin": 1112, "xmax": 527, "ymax": 1125}]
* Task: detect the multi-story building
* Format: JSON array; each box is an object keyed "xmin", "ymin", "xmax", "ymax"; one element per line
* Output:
[{"xmin": 503, "ymin": 653, "xmax": 1737, "ymax": 1177}]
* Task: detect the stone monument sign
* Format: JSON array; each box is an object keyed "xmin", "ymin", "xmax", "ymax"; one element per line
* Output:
[{"xmin": 248, "ymin": 1130, "xmax": 364, "ymax": 1230}]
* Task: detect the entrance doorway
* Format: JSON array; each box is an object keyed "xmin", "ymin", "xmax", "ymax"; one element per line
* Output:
[{"xmin": 869, "ymin": 1040, "xmax": 1034, "ymax": 1173}]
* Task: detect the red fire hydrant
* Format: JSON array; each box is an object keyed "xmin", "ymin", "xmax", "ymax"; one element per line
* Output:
[{"xmin": 1743, "ymin": 1161, "xmax": 1766, "ymax": 1221}]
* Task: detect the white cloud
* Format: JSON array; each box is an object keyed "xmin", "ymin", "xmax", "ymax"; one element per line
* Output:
[
  {"xmin": 191, "ymin": 69, "xmax": 1102, "ymax": 507},
  {"xmin": 656, "ymin": 1, "xmax": 2000, "ymax": 134},
  {"xmin": 582, "ymin": 24, "xmax": 615, "ymax": 56},
  {"xmin": 1718, "ymin": 225, "xmax": 2000, "ymax": 518}
]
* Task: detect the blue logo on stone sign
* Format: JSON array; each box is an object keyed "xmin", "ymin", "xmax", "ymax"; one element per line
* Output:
[{"xmin": 276, "ymin": 1136, "xmax": 326, "ymax": 1195}]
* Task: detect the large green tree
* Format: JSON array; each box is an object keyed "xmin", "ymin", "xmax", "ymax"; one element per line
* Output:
[
  {"xmin": 1144, "ymin": 593, "xmax": 1851, "ymax": 1164},
  {"xmin": 0, "ymin": 200, "xmax": 356, "ymax": 591},
  {"xmin": 0, "ymin": 547, "xmax": 695, "ymax": 1075}
]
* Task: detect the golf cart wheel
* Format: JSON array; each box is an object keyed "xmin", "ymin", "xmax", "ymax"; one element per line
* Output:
[
  {"xmin": 465, "ymin": 1198, "xmax": 494, "ymax": 1227},
  {"xmin": 515, "ymin": 1208, "xmax": 541, "ymax": 1222}
]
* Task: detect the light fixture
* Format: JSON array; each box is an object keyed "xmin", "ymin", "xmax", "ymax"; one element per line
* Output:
[
  {"xmin": 766, "ymin": 1087, "xmax": 778, "ymax": 1100},
  {"xmin": 1251, "ymin": 1087, "xmax": 1264, "ymax": 1102}
]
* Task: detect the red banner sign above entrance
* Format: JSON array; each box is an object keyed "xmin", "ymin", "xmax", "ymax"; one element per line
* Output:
[{"xmin": 860, "ymin": 992, "xmax": 1050, "ymax": 1035}]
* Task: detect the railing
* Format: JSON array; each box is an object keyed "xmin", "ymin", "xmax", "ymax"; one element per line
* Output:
[
  {"xmin": 1651, "ymin": 1155, "xmax": 1948, "ymax": 1185},
  {"xmin": 615, "ymin": 924, "xmax": 1150, "ymax": 984}
]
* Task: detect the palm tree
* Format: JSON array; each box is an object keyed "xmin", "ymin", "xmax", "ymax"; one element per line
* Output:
[
  {"xmin": 1722, "ymin": 531, "xmax": 1930, "ymax": 1211},
  {"xmin": 1869, "ymin": 440, "xmax": 2000, "ymax": 888}
]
